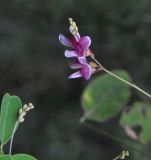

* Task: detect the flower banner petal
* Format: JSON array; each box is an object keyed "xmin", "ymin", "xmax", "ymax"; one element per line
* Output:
[
  {"xmin": 79, "ymin": 36, "xmax": 91, "ymax": 50},
  {"xmin": 59, "ymin": 34, "xmax": 73, "ymax": 48}
]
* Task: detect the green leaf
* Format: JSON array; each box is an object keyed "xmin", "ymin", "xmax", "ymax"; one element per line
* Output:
[
  {"xmin": 0, "ymin": 93, "xmax": 22, "ymax": 145},
  {"xmin": 81, "ymin": 70, "xmax": 131, "ymax": 122},
  {"xmin": 120, "ymin": 102, "xmax": 151, "ymax": 143},
  {"xmin": 0, "ymin": 154, "xmax": 37, "ymax": 160},
  {"xmin": 12, "ymin": 154, "xmax": 37, "ymax": 160},
  {"xmin": 0, "ymin": 155, "xmax": 10, "ymax": 160},
  {"xmin": 0, "ymin": 149, "xmax": 4, "ymax": 155}
]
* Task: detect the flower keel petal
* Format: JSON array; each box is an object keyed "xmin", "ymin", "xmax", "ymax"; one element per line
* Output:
[
  {"xmin": 81, "ymin": 63, "xmax": 91, "ymax": 80},
  {"xmin": 64, "ymin": 50, "xmax": 77, "ymax": 58},
  {"xmin": 68, "ymin": 71, "xmax": 82, "ymax": 79},
  {"xmin": 77, "ymin": 57, "xmax": 87, "ymax": 65}
]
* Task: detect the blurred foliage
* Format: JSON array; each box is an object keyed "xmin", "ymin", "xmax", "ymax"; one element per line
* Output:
[
  {"xmin": 120, "ymin": 102, "xmax": 151, "ymax": 143},
  {"xmin": 0, "ymin": 0, "xmax": 151, "ymax": 160},
  {"xmin": 82, "ymin": 70, "xmax": 131, "ymax": 122}
]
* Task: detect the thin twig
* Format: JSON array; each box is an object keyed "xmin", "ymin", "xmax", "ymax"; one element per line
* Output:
[
  {"xmin": 91, "ymin": 56, "xmax": 151, "ymax": 98},
  {"xmin": 82, "ymin": 121, "xmax": 151, "ymax": 160},
  {"xmin": 9, "ymin": 122, "xmax": 18, "ymax": 155},
  {"xmin": 113, "ymin": 156, "xmax": 120, "ymax": 160}
]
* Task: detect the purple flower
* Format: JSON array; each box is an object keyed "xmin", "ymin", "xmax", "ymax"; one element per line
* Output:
[
  {"xmin": 68, "ymin": 57, "xmax": 91, "ymax": 80},
  {"xmin": 59, "ymin": 34, "xmax": 91, "ymax": 58}
]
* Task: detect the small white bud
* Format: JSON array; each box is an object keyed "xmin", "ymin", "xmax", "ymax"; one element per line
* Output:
[
  {"xmin": 29, "ymin": 103, "xmax": 34, "ymax": 109},
  {"xmin": 25, "ymin": 107, "xmax": 30, "ymax": 112},
  {"xmin": 21, "ymin": 111, "xmax": 26, "ymax": 117},
  {"xmin": 20, "ymin": 118, "xmax": 24, "ymax": 122},
  {"xmin": 30, "ymin": 105, "xmax": 34, "ymax": 109},
  {"xmin": 23, "ymin": 104, "xmax": 28, "ymax": 110},
  {"xmin": 28, "ymin": 103, "xmax": 33, "ymax": 106},
  {"xmin": 18, "ymin": 116, "xmax": 24, "ymax": 122},
  {"xmin": 19, "ymin": 108, "xmax": 23, "ymax": 114}
]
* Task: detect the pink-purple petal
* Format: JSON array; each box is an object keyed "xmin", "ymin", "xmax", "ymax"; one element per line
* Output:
[
  {"xmin": 81, "ymin": 63, "xmax": 91, "ymax": 80},
  {"xmin": 59, "ymin": 34, "xmax": 73, "ymax": 48},
  {"xmin": 64, "ymin": 50, "xmax": 77, "ymax": 58},
  {"xmin": 77, "ymin": 57, "xmax": 87, "ymax": 65},
  {"xmin": 79, "ymin": 36, "xmax": 91, "ymax": 50},
  {"xmin": 68, "ymin": 71, "xmax": 82, "ymax": 79}
]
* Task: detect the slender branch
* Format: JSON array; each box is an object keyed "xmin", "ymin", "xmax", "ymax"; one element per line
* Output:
[
  {"xmin": 82, "ymin": 121, "xmax": 151, "ymax": 160},
  {"xmin": 91, "ymin": 56, "xmax": 151, "ymax": 98},
  {"xmin": 0, "ymin": 144, "xmax": 3, "ymax": 154},
  {"xmin": 9, "ymin": 122, "xmax": 18, "ymax": 155},
  {"xmin": 103, "ymin": 68, "xmax": 151, "ymax": 98},
  {"xmin": 113, "ymin": 156, "xmax": 120, "ymax": 160}
]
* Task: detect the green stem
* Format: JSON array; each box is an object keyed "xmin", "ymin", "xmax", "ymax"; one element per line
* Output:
[
  {"xmin": 9, "ymin": 122, "xmax": 18, "ymax": 155},
  {"xmin": 0, "ymin": 145, "xmax": 4, "ymax": 155},
  {"xmin": 103, "ymin": 67, "xmax": 151, "ymax": 98},
  {"xmin": 91, "ymin": 56, "xmax": 151, "ymax": 98},
  {"xmin": 81, "ymin": 121, "xmax": 151, "ymax": 160}
]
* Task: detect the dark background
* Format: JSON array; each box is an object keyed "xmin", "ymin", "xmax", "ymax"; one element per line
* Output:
[{"xmin": 0, "ymin": 0, "xmax": 151, "ymax": 160}]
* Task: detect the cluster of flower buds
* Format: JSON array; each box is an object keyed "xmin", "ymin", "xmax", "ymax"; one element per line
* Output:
[
  {"xmin": 18, "ymin": 103, "xmax": 34, "ymax": 123},
  {"xmin": 113, "ymin": 150, "xmax": 129, "ymax": 160},
  {"xmin": 119, "ymin": 151, "xmax": 129, "ymax": 160},
  {"xmin": 59, "ymin": 18, "xmax": 99, "ymax": 80}
]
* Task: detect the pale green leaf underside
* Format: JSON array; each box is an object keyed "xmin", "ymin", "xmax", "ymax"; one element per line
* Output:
[
  {"xmin": 82, "ymin": 70, "xmax": 131, "ymax": 122},
  {"xmin": 0, "ymin": 93, "xmax": 22, "ymax": 145}
]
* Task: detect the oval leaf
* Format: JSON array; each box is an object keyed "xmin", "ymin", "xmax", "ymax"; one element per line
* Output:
[
  {"xmin": 0, "ymin": 93, "xmax": 22, "ymax": 145},
  {"xmin": 81, "ymin": 70, "xmax": 131, "ymax": 122},
  {"xmin": 0, "ymin": 154, "xmax": 37, "ymax": 160}
]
